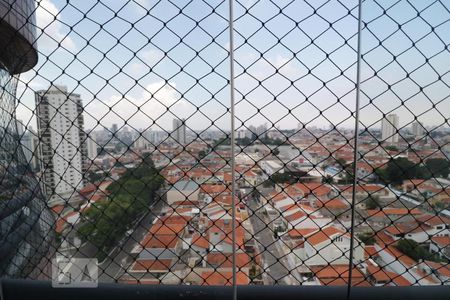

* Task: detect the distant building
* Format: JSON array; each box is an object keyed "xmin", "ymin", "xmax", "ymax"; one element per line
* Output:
[
  {"xmin": 411, "ymin": 121, "xmax": 425, "ymax": 137},
  {"xmin": 381, "ymin": 114, "xmax": 399, "ymax": 144},
  {"xmin": 150, "ymin": 130, "xmax": 167, "ymax": 145},
  {"xmin": 166, "ymin": 180, "xmax": 199, "ymax": 205},
  {"xmin": 86, "ymin": 133, "xmax": 97, "ymax": 161},
  {"xmin": 256, "ymin": 123, "xmax": 268, "ymax": 137},
  {"xmin": 111, "ymin": 123, "xmax": 118, "ymax": 134},
  {"xmin": 133, "ymin": 130, "xmax": 154, "ymax": 150},
  {"xmin": 35, "ymin": 85, "xmax": 88, "ymax": 203},
  {"xmin": 172, "ymin": 118, "xmax": 186, "ymax": 146},
  {"xmin": 21, "ymin": 128, "xmax": 40, "ymax": 170},
  {"xmin": 237, "ymin": 129, "xmax": 251, "ymax": 139}
]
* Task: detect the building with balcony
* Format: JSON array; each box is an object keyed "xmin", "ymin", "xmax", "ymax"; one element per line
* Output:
[{"xmin": 35, "ymin": 85, "xmax": 88, "ymax": 204}]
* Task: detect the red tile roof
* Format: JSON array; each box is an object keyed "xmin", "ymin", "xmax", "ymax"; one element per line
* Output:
[
  {"xmin": 201, "ymin": 271, "xmax": 249, "ymax": 285},
  {"xmin": 305, "ymin": 226, "xmax": 348, "ymax": 246},
  {"xmin": 311, "ymin": 265, "xmax": 369, "ymax": 286},
  {"xmin": 431, "ymin": 236, "xmax": 450, "ymax": 247},
  {"xmin": 192, "ymin": 233, "xmax": 209, "ymax": 249},
  {"xmin": 288, "ymin": 228, "xmax": 317, "ymax": 239},
  {"xmin": 130, "ymin": 259, "xmax": 173, "ymax": 271}
]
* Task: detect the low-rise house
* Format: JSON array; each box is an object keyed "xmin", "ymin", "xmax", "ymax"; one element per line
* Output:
[
  {"xmin": 429, "ymin": 236, "xmax": 450, "ymax": 259},
  {"xmin": 310, "ymin": 265, "xmax": 370, "ymax": 286},
  {"xmin": 366, "ymin": 262, "xmax": 411, "ymax": 286},
  {"xmin": 166, "ymin": 180, "xmax": 199, "ymax": 205},
  {"xmin": 418, "ymin": 261, "xmax": 450, "ymax": 285},
  {"xmin": 303, "ymin": 226, "xmax": 365, "ymax": 266},
  {"xmin": 374, "ymin": 234, "xmax": 441, "ymax": 285}
]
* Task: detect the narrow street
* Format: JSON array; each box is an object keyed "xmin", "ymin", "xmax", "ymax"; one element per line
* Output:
[{"xmin": 247, "ymin": 197, "xmax": 293, "ymax": 285}]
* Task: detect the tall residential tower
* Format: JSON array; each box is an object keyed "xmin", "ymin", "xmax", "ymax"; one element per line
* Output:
[
  {"xmin": 381, "ymin": 114, "xmax": 399, "ymax": 144},
  {"xmin": 35, "ymin": 85, "xmax": 88, "ymax": 203},
  {"xmin": 172, "ymin": 118, "xmax": 187, "ymax": 146},
  {"xmin": 412, "ymin": 121, "xmax": 425, "ymax": 137}
]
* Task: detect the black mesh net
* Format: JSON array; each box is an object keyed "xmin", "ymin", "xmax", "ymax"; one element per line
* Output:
[{"xmin": 0, "ymin": 0, "xmax": 449, "ymax": 289}]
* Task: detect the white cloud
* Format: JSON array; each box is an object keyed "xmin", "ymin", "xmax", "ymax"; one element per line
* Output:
[
  {"xmin": 85, "ymin": 81, "xmax": 190, "ymax": 130},
  {"xmin": 36, "ymin": 0, "xmax": 75, "ymax": 51},
  {"xmin": 140, "ymin": 49, "xmax": 165, "ymax": 66}
]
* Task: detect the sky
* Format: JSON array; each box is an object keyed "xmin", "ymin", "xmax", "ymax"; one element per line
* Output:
[{"xmin": 14, "ymin": 0, "xmax": 450, "ymax": 134}]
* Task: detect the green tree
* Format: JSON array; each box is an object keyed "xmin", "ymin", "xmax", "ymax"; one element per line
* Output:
[
  {"xmin": 262, "ymin": 179, "xmax": 274, "ymax": 188},
  {"xmin": 385, "ymin": 145, "xmax": 399, "ymax": 151},
  {"xmin": 396, "ymin": 239, "xmax": 444, "ymax": 262},
  {"xmin": 377, "ymin": 157, "xmax": 426, "ymax": 184},
  {"xmin": 198, "ymin": 150, "xmax": 207, "ymax": 159},
  {"xmin": 425, "ymin": 158, "xmax": 450, "ymax": 178},
  {"xmin": 270, "ymin": 172, "xmax": 296, "ymax": 184},
  {"xmin": 78, "ymin": 156, "xmax": 163, "ymax": 260},
  {"xmin": 212, "ymin": 137, "xmax": 230, "ymax": 148},
  {"xmin": 365, "ymin": 195, "xmax": 380, "ymax": 210},
  {"xmin": 322, "ymin": 175, "xmax": 334, "ymax": 184},
  {"xmin": 87, "ymin": 171, "xmax": 104, "ymax": 183},
  {"xmin": 357, "ymin": 233, "xmax": 376, "ymax": 245},
  {"xmin": 336, "ymin": 158, "xmax": 347, "ymax": 168}
]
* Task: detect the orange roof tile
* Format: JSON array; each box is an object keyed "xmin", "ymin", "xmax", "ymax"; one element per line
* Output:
[
  {"xmin": 130, "ymin": 259, "xmax": 173, "ymax": 271},
  {"xmin": 391, "ymin": 275, "xmax": 412, "ymax": 286},
  {"xmin": 364, "ymin": 246, "xmax": 378, "ymax": 258},
  {"xmin": 316, "ymin": 198, "xmax": 349, "ymax": 209},
  {"xmin": 192, "ymin": 233, "xmax": 209, "ymax": 249},
  {"xmin": 284, "ymin": 211, "xmax": 307, "ymax": 223},
  {"xmin": 417, "ymin": 215, "xmax": 450, "ymax": 226},
  {"xmin": 384, "ymin": 245, "xmax": 417, "ymax": 267},
  {"xmin": 431, "ymin": 236, "xmax": 450, "ymax": 247},
  {"xmin": 311, "ymin": 265, "xmax": 369, "ymax": 286},
  {"xmin": 201, "ymin": 271, "xmax": 249, "ymax": 285},
  {"xmin": 367, "ymin": 264, "xmax": 395, "ymax": 282},
  {"xmin": 142, "ymin": 234, "xmax": 179, "ymax": 249},
  {"xmin": 150, "ymin": 223, "xmax": 185, "ymax": 235},
  {"xmin": 288, "ymin": 228, "xmax": 317, "ymax": 238},
  {"xmin": 294, "ymin": 183, "xmax": 331, "ymax": 197},
  {"xmin": 51, "ymin": 205, "xmax": 65, "ymax": 215},
  {"xmin": 306, "ymin": 226, "xmax": 348, "ymax": 246},
  {"xmin": 201, "ymin": 184, "xmax": 229, "ymax": 195},
  {"xmin": 423, "ymin": 261, "xmax": 450, "ymax": 278}
]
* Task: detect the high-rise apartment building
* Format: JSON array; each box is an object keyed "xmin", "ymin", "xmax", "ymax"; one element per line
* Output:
[
  {"xmin": 35, "ymin": 85, "xmax": 88, "ymax": 203},
  {"xmin": 172, "ymin": 118, "xmax": 186, "ymax": 146},
  {"xmin": 412, "ymin": 121, "xmax": 425, "ymax": 137},
  {"xmin": 381, "ymin": 114, "xmax": 399, "ymax": 144}
]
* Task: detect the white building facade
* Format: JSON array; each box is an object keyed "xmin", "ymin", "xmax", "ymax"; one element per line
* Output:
[
  {"xmin": 381, "ymin": 114, "xmax": 399, "ymax": 144},
  {"xmin": 411, "ymin": 121, "xmax": 425, "ymax": 137},
  {"xmin": 172, "ymin": 118, "xmax": 186, "ymax": 146},
  {"xmin": 35, "ymin": 85, "xmax": 88, "ymax": 203}
]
